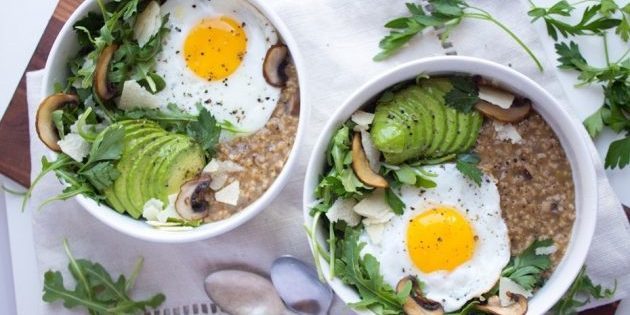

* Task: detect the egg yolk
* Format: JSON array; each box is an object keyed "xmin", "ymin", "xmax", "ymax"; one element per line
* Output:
[
  {"xmin": 183, "ymin": 16, "xmax": 247, "ymax": 80},
  {"xmin": 406, "ymin": 207, "xmax": 476, "ymax": 273}
]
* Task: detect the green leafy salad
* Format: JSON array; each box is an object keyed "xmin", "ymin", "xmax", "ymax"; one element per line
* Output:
[
  {"xmin": 307, "ymin": 75, "xmax": 614, "ymax": 315},
  {"xmin": 26, "ymin": 0, "xmax": 296, "ymax": 229}
]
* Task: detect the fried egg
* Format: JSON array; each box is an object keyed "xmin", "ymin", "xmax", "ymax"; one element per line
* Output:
[
  {"xmin": 360, "ymin": 163, "xmax": 510, "ymax": 312},
  {"xmin": 154, "ymin": 0, "xmax": 281, "ymax": 133}
]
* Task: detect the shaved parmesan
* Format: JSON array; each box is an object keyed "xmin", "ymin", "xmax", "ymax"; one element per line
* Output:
[
  {"xmin": 142, "ymin": 198, "xmax": 163, "ymax": 221},
  {"xmin": 57, "ymin": 133, "xmax": 90, "ymax": 162},
  {"xmin": 499, "ymin": 277, "xmax": 532, "ymax": 306},
  {"xmin": 118, "ymin": 80, "xmax": 160, "ymax": 110},
  {"xmin": 326, "ymin": 198, "xmax": 360, "ymax": 226},
  {"xmin": 360, "ymin": 129, "xmax": 381, "ymax": 172},
  {"xmin": 202, "ymin": 159, "xmax": 244, "ymax": 174},
  {"xmin": 479, "ymin": 85, "xmax": 515, "ymax": 109},
  {"xmin": 493, "ymin": 121, "xmax": 522, "ymax": 144},
  {"xmin": 351, "ymin": 110, "xmax": 375, "ymax": 131},
  {"xmin": 215, "ymin": 180, "xmax": 240, "ymax": 205},
  {"xmin": 353, "ymin": 189, "xmax": 394, "ymax": 224},
  {"xmin": 133, "ymin": 1, "xmax": 161, "ymax": 47},
  {"xmin": 364, "ymin": 222, "xmax": 386, "ymax": 244},
  {"xmin": 210, "ymin": 172, "xmax": 229, "ymax": 191},
  {"xmin": 535, "ymin": 244, "xmax": 557, "ymax": 256}
]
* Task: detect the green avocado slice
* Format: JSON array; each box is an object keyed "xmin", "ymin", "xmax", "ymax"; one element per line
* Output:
[
  {"xmin": 446, "ymin": 112, "xmax": 471, "ymax": 155},
  {"xmin": 139, "ymin": 135, "xmax": 194, "ymax": 204},
  {"xmin": 436, "ymin": 107, "xmax": 459, "ymax": 157},
  {"xmin": 125, "ymin": 135, "xmax": 184, "ymax": 217},
  {"xmin": 462, "ymin": 111, "xmax": 484, "ymax": 151},
  {"xmin": 406, "ymin": 86, "xmax": 446, "ymax": 157},
  {"xmin": 151, "ymin": 142, "xmax": 206, "ymax": 203},
  {"xmin": 110, "ymin": 130, "xmax": 168, "ymax": 214}
]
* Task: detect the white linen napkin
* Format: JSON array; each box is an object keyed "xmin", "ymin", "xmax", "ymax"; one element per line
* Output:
[{"xmin": 15, "ymin": 0, "xmax": 629, "ymax": 314}]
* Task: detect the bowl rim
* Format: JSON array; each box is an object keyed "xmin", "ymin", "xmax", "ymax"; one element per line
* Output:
[
  {"xmin": 41, "ymin": 0, "xmax": 310, "ymax": 243},
  {"xmin": 302, "ymin": 56, "xmax": 598, "ymax": 314}
]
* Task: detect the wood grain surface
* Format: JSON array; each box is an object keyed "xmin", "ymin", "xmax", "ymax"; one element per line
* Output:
[{"xmin": 0, "ymin": 1, "xmax": 623, "ymax": 313}]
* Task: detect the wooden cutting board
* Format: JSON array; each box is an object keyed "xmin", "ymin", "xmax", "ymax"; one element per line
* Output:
[{"xmin": 0, "ymin": 1, "xmax": 621, "ymax": 313}]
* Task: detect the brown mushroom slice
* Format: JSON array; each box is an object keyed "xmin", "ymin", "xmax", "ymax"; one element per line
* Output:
[
  {"xmin": 94, "ymin": 44, "xmax": 118, "ymax": 101},
  {"xmin": 396, "ymin": 276, "xmax": 444, "ymax": 315},
  {"xmin": 175, "ymin": 177, "xmax": 213, "ymax": 221},
  {"xmin": 263, "ymin": 43, "xmax": 289, "ymax": 87},
  {"xmin": 351, "ymin": 132, "xmax": 388, "ymax": 188},
  {"xmin": 474, "ymin": 99, "xmax": 531, "ymax": 123},
  {"xmin": 36, "ymin": 93, "xmax": 79, "ymax": 152},
  {"xmin": 476, "ymin": 292, "xmax": 528, "ymax": 315}
]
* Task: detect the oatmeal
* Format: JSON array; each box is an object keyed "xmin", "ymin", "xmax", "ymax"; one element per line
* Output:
[{"xmin": 475, "ymin": 112, "xmax": 575, "ymax": 265}]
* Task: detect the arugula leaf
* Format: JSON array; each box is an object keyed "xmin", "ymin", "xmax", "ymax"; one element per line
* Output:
[
  {"xmin": 334, "ymin": 228, "xmax": 408, "ymax": 314},
  {"xmin": 455, "ymin": 153, "xmax": 482, "ymax": 186},
  {"xmin": 375, "ymin": 1, "xmax": 543, "ymax": 70},
  {"xmin": 551, "ymin": 266, "xmax": 616, "ymax": 315},
  {"xmin": 385, "ymin": 187, "xmax": 405, "ymax": 215},
  {"xmin": 83, "ymin": 125, "xmax": 125, "ymax": 167},
  {"xmin": 80, "ymin": 162, "xmax": 120, "ymax": 191},
  {"xmin": 43, "ymin": 240, "xmax": 165, "ymax": 314},
  {"xmin": 385, "ymin": 164, "xmax": 437, "ymax": 188},
  {"xmin": 501, "ymin": 239, "xmax": 553, "ymax": 290},
  {"xmin": 186, "ymin": 108, "xmax": 222, "ymax": 154},
  {"xmin": 605, "ymin": 135, "xmax": 630, "ymax": 169},
  {"xmin": 314, "ymin": 125, "xmax": 369, "ymax": 213},
  {"xmin": 444, "ymin": 76, "xmax": 479, "ymax": 112}
]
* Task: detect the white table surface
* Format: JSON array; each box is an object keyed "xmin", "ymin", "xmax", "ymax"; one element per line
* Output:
[{"xmin": 0, "ymin": 1, "xmax": 628, "ymax": 314}]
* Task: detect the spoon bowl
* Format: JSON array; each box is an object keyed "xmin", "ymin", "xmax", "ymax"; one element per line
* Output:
[{"xmin": 271, "ymin": 256, "xmax": 333, "ymax": 315}]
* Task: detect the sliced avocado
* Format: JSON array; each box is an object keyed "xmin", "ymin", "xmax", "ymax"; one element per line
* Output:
[
  {"xmin": 103, "ymin": 125, "xmax": 164, "ymax": 212},
  {"xmin": 407, "ymin": 85, "xmax": 446, "ymax": 157},
  {"xmin": 446, "ymin": 113, "xmax": 471, "ymax": 155},
  {"xmin": 371, "ymin": 101, "xmax": 408, "ymax": 155},
  {"xmin": 111, "ymin": 130, "xmax": 168, "ymax": 213},
  {"xmin": 125, "ymin": 135, "xmax": 184, "ymax": 217},
  {"xmin": 436, "ymin": 107, "xmax": 459, "ymax": 156},
  {"xmin": 462, "ymin": 111, "xmax": 483, "ymax": 151},
  {"xmin": 139, "ymin": 135, "xmax": 194, "ymax": 204},
  {"xmin": 152, "ymin": 142, "xmax": 206, "ymax": 202}
]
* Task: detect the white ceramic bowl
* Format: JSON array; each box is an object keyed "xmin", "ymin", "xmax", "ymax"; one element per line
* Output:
[
  {"xmin": 303, "ymin": 56, "xmax": 597, "ymax": 314},
  {"xmin": 42, "ymin": 0, "xmax": 307, "ymax": 243}
]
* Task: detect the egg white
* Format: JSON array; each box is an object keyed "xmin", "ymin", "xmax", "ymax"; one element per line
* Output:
[
  {"xmin": 360, "ymin": 163, "xmax": 510, "ymax": 312},
  {"xmin": 153, "ymin": 0, "xmax": 281, "ymax": 133}
]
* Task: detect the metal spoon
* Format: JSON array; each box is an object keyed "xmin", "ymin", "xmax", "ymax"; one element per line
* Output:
[
  {"xmin": 271, "ymin": 255, "xmax": 333, "ymax": 315},
  {"xmin": 204, "ymin": 269, "xmax": 295, "ymax": 315}
]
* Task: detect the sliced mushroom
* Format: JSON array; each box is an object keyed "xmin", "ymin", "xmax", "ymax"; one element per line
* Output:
[
  {"xmin": 351, "ymin": 132, "xmax": 388, "ymax": 188},
  {"xmin": 474, "ymin": 98, "xmax": 531, "ymax": 123},
  {"xmin": 263, "ymin": 43, "xmax": 289, "ymax": 87},
  {"xmin": 36, "ymin": 93, "xmax": 79, "ymax": 152},
  {"xmin": 175, "ymin": 177, "xmax": 213, "ymax": 220},
  {"xmin": 476, "ymin": 292, "xmax": 528, "ymax": 315},
  {"xmin": 396, "ymin": 276, "xmax": 444, "ymax": 315},
  {"xmin": 94, "ymin": 44, "xmax": 118, "ymax": 101}
]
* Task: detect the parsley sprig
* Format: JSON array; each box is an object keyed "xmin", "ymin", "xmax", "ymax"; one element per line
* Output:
[
  {"xmin": 375, "ymin": 1, "xmax": 543, "ymax": 71},
  {"xmin": 529, "ymin": 1, "xmax": 630, "ymax": 169},
  {"xmin": 43, "ymin": 240, "xmax": 165, "ymax": 314},
  {"xmin": 552, "ymin": 266, "xmax": 616, "ymax": 314}
]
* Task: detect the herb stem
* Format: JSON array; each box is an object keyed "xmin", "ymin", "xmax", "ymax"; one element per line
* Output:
[
  {"xmin": 603, "ymin": 34, "xmax": 610, "ymax": 66},
  {"xmin": 615, "ymin": 48, "xmax": 630, "ymax": 63},
  {"xmin": 465, "ymin": 9, "xmax": 544, "ymax": 72}
]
